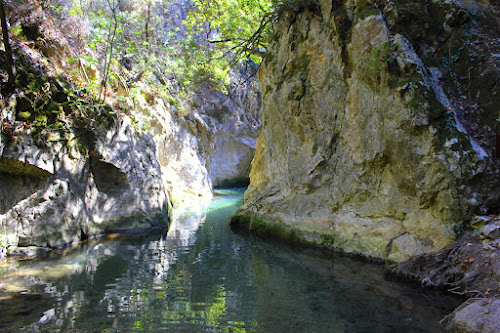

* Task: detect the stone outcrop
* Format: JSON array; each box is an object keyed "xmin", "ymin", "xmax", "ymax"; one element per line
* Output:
[
  {"xmin": 0, "ymin": 110, "xmax": 169, "ymax": 255},
  {"xmin": 393, "ymin": 214, "xmax": 500, "ymax": 332},
  {"xmin": 232, "ymin": 0, "xmax": 500, "ymax": 263},
  {"xmin": 133, "ymin": 91, "xmax": 213, "ymax": 206},
  {"xmin": 129, "ymin": 71, "xmax": 260, "ymax": 206},
  {"xmin": 443, "ymin": 299, "xmax": 500, "ymax": 333}
]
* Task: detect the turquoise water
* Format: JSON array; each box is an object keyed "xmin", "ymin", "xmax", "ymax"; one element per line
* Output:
[{"xmin": 0, "ymin": 188, "xmax": 461, "ymax": 332}]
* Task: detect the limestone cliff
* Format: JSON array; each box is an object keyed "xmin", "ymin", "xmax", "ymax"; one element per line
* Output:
[
  {"xmin": 0, "ymin": 106, "xmax": 169, "ymax": 255},
  {"xmin": 129, "ymin": 68, "xmax": 261, "ymax": 205},
  {"xmin": 232, "ymin": 0, "xmax": 500, "ymax": 263},
  {"xmin": 194, "ymin": 73, "xmax": 261, "ymax": 188}
]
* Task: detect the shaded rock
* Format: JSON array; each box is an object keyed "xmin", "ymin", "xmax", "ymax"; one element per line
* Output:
[
  {"xmin": 443, "ymin": 299, "xmax": 500, "ymax": 333},
  {"xmin": 191, "ymin": 69, "xmax": 261, "ymax": 188},
  {"xmin": 394, "ymin": 215, "xmax": 500, "ymax": 331},
  {"xmin": 470, "ymin": 215, "xmax": 500, "ymax": 241},
  {"xmin": 0, "ymin": 112, "xmax": 169, "ymax": 253},
  {"xmin": 394, "ymin": 214, "xmax": 500, "ymax": 295}
]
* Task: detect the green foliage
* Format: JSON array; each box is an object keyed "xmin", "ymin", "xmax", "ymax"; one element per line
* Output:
[
  {"xmin": 182, "ymin": 0, "xmax": 326, "ymax": 89},
  {"xmin": 183, "ymin": 0, "xmax": 275, "ymax": 88},
  {"xmin": 186, "ymin": 0, "xmax": 274, "ymax": 56},
  {"xmin": 444, "ymin": 219, "xmax": 468, "ymax": 239},
  {"xmin": 321, "ymin": 234, "xmax": 336, "ymax": 248},
  {"xmin": 11, "ymin": 0, "xmax": 314, "ymax": 117},
  {"xmin": 365, "ymin": 41, "xmax": 394, "ymax": 85}
]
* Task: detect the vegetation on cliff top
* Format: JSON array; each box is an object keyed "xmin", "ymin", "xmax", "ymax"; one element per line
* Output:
[
  {"xmin": 0, "ymin": 0, "xmax": 279, "ymax": 134},
  {"xmin": 0, "ymin": 0, "xmax": 315, "ymax": 102}
]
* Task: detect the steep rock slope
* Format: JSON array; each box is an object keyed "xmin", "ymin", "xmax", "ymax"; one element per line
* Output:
[
  {"xmin": 194, "ymin": 75, "xmax": 261, "ymax": 188},
  {"xmin": 232, "ymin": 0, "xmax": 500, "ymax": 263},
  {"xmin": 129, "ymin": 70, "xmax": 261, "ymax": 205}
]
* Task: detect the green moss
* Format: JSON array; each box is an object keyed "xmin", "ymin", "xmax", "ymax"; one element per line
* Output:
[
  {"xmin": 33, "ymin": 115, "xmax": 48, "ymax": 127},
  {"xmin": 8, "ymin": 45, "xmax": 117, "ymax": 139},
  {"xmin": 355, "ymin": 2, "xmax": 380, "ymax": 20},
  {"xmin": 230, "ymin": 212, "xmax": 299, "ymax": 242},
  {"xmin": 18, "ymin": 111, "xmax": 32, "ymax": 120},
  {"xmin": 321, "ymin": 234, "xmax": 336, "ymax": 248}
]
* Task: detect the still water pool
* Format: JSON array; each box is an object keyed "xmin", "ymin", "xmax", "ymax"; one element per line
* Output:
[{"xmin": 0, "ymin": 188, "xmax": 461, "ymax": 332}]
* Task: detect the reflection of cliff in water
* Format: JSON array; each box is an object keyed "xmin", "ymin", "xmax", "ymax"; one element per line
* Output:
[
  {"xmin": 0, "ymin": 189, "xmax": 461, "ymax": 332},
  {"xmin": 247, "ymin": 238, "xmax": 459, "ymax": 332},
  {"xmin": 154, "ymin": 205, "xmax": 207, "ymax": 281}
]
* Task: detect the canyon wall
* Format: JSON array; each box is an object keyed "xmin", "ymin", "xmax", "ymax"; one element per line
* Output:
[
  {"xmin": 232, "ymin": 0, "xmax": 500, "ymax": 263},
  {"xmin": 130, "ymin": 68, "xmax": 261, "ymax": 205},
  {"xmin": 0, "ymin": 110, "xmax": 169, "ymax": 255},
  {"xmin": 0, "ymin": 2, "xmax": 261, "ymax": 254}
]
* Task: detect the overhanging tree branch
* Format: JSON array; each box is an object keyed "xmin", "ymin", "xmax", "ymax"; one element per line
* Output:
[{"xmin": 0, "ymin": 0, "xmax": 15, "ymax": 91}]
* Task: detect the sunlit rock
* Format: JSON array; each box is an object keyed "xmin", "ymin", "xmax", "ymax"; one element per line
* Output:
[{"xmin": 233, "ymin": 0, "xmax": 500, "ymax": 263}]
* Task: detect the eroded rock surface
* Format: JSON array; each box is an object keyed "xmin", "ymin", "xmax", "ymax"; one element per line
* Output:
[
  {"xmin": 394, "ymin": 214, "xmax": 500, "ymax": 332},
  {"xmin": 193, "ymin": 73, "xmax": 261, "ymax": 188},
  {"xmin": 233, "ymin": 0, "xmax": 500, "ymax": 263},
  {"xmin": 130, "ymin": 71, "xmax": 261, "ymax": 206},
  {"xmin": 0, "ymin": 112, "xmax": 169, "ymax": 254},
  {"xmin": 443, "ymin": 299, "xmax": 500, "ymax": 333}
]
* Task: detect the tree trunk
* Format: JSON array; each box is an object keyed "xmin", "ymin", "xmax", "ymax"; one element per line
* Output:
[{"xmin": 0, "ymin": 0, "xmax": 15, "ymax": 91}]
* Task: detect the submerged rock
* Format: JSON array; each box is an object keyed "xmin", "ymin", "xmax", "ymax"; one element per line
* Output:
[{"xmin": 233, "ymin": 0, "xmax": 500, "ymax": 263}]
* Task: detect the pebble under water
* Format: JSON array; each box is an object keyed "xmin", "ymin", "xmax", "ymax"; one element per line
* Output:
[{"xmin": 0, "ymin": 188, "xmax": 462, "ymax": 332}]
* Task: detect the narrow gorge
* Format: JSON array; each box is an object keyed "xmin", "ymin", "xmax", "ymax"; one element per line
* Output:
[
  {"xmin": 0, "ymin": 1, "xmax": 261, "ymax": 254},
  {"xmin": 1, "ymin": 0, "xmax": 500, "ymax": 332}
]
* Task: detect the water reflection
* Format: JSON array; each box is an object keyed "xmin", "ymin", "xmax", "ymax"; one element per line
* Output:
[{"xmin": 0, "ymin": 189, "xmax": 461, "ymax": 332}]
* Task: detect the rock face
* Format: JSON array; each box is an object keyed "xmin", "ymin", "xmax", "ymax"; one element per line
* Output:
[
  {"xmin": 132, "ymin": 89, "xmax": 213, "ymax": 206},
  {"xmin": 193, "ymin": 73, "xmax": 261, "ymax": 188},
  {"xmin": 130, "ymin": 72, "xmax": 260, "ymax": 206},
  {"xmin": 393, "ymin": 214, "xmax": 500, "ymax": 332},
  {"xmin": 0, "ymin": 111, "xmax": 169, "ymax": 254},
  {"xmin": 443, "ymin": 299, "xmax": 500, "ymax": 333},
  {"xmin": 232, "ymin": 0, "xmax": 500, "ymax": 263}
]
